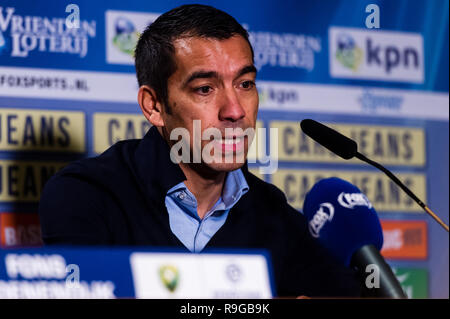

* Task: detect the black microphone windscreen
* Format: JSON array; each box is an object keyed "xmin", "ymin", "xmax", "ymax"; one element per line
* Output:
[{"xmin": 300, "ymin": 119, "xmax": 357, "ymax": 160}]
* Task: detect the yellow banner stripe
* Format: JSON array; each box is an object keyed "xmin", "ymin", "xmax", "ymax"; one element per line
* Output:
[
  {"xmin": 271, "ymin": 169, "xmax": 426, "ymax": 213},
  {"xmin": 0, "ymin": 160, "xmax": 66, "ymax": 202},
  {"xmin": 0, "ymin": 108, "xmax": 85, "ymax": 152},
  {"xmin": 93, "ymin": 113, "xmax": 151, "ymax": 154},
  {"xmin": 270, "ymin": 121, "xmax": 425, "ymax": 166}
]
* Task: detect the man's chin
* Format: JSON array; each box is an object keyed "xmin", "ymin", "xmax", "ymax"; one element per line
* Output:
[{"xmin": 205, "ymin": 161, "xmax": 246, "ymax": 173}]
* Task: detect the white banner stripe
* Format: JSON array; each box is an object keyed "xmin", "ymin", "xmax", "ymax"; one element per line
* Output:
[{"xmin": 0, "ymin": 66, "xmax": 448, "ymax": 121}]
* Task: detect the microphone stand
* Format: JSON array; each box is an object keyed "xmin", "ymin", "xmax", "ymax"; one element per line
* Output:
[
  {"xmin": 355, "ymin": 152, "xmax": 449, "ymax": 232},
  {"xmin": 351, "ymin": 244, "xmax": 408, "ymax": 298}
]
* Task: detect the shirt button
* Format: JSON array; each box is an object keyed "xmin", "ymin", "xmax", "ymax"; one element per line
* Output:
[
  {"xmin": 178, "ymin": 192, "xmax": 186, "ymax": 200},
  {"xmin": 231, "ymin": 195, "xmax": 236, "ymax": 201}
]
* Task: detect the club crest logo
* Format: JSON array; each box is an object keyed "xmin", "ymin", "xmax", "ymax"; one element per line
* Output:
[
  {"xmin": 225, "ymin": 264, "xmax": 242, "ymax": 283},
  {"xmin": 158, "ymin": 265, "xmax": 179, "ymax": 292}
]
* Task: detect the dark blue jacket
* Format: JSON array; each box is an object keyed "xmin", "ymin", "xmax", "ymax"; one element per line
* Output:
[{"xmin": 39, "ymin": 126, "xmax": 361, "ymax": 297}]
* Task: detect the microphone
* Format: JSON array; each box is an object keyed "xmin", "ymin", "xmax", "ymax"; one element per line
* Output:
[
  {"xmin": 300, "ymin": 119, "xmax": 449, "ymax": 232},
  {"xmin": 303, "ymin": 177, "xmax": 407, "ymax": 298}
]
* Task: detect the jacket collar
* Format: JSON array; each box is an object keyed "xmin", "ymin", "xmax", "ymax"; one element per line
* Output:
[{"xmin": 134, "ymin": 126, "xmax": 187, "ymax": 202}]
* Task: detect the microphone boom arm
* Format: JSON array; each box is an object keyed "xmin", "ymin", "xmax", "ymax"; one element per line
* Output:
[{"xmin": 355, "ymin": 152, "xmax": 449, "ymax": 232}]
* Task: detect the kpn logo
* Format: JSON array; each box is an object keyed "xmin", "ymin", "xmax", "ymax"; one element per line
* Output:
[{"xmin": 329, "ymin": 27, "xmax": 424, "ymax": 83}]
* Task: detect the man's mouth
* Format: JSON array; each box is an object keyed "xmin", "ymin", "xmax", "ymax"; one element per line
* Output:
[
  {"xmin": 221, "ymin": 136, "xmax": 245, "ymax": 144},
  {"xmin": 212, "ymin": 136, "xmax": 246, "ymax": 153}
]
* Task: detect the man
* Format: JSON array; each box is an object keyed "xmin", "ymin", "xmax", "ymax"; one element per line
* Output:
[{"xmin": 39, "ymin": 4, "xmax": 361, "ymax": 297}]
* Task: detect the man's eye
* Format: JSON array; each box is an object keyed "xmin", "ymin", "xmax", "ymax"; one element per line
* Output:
[
  {"xmin": 195, "ymin": 86, "xmax": 212, "ymax": 94},
  {"xmin": 241, "ymin": 81, "xmax": 255, "ymax": 89}
]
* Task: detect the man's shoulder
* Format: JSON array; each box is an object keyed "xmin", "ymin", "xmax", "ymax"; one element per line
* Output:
[
  {"xmin": 241, "ymin": 169, "xmax": 306, "ymax": 222},
  {"xmin": 243, "ymin": 169, "xmax": 290, "ymax": 205},
  {"xmin": 60, "ymin": 139, "xmax": 140, "ymax": 178},
  {"xmin": 45, "ymin": 138, "xmax": 142, "ymax": 197}
]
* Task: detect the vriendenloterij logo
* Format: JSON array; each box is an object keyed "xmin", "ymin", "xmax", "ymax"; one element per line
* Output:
[
  {"xmin": 158, "ymin": 265, "xmax": 179, "ymax": 293},
  {"xmin": 247, "ymin": 26, "xmax": 322, "ymax": 72},
  {"xmin": 329, "ymin": 27, "xmax": 424, "ymax": 83},
  {"xmin": 0, "ymin": 6, "xmax": 96, "ymax": 58}
]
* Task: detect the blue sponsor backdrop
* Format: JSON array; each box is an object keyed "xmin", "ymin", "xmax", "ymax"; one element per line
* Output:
[
  {"xmin": 0, "ymin": 0, "xmax": 448, "ymax": 91},
  {"xmin": 0, "ymin": 0, "xmax": 448, "ymax": 298}
]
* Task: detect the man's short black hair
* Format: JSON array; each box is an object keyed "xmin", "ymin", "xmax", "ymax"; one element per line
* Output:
[{"xmin": 134, "ymin": 4, "xmax": 254, "ymax": 113}]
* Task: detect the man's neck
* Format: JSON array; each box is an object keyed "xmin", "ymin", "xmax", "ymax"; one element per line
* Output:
[{"xmin": 179, "ymin": 163, "xmax": 226, "ymax": 219}]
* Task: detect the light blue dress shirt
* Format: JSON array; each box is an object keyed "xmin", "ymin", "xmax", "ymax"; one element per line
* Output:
[{"xmin": 165, "ymin": 169, "xmax": 249, "ymax": 252}]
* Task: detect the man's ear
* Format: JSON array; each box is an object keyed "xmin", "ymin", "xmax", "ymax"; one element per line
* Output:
[{"xmin": 138, "ymin": 85, "xmax": 165, "ymax": 127}]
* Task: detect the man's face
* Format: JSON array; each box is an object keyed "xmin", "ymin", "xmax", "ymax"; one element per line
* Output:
[{"xmin": 160, "ymin": 35, "xmax": 258, "ymax": 173}]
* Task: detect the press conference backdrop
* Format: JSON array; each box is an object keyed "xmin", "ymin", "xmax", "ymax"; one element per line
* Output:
[{"xmin": 0, "ymin": 0, "xmax": 448, "ymax": 298}]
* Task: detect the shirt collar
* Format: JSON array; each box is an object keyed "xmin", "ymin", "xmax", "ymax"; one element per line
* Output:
[
  {"xmin": 222, "ymin": 169, "xmax": 249, "ymax": 208},
  {"xmin": 167, "ymin": 168, "xmax": 249, "ymax": 210}
]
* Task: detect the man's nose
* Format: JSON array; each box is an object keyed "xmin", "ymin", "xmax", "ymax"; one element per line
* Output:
[{"xmin": 218, "ymin": 88, "xmax": 246, "ymax": 122}]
